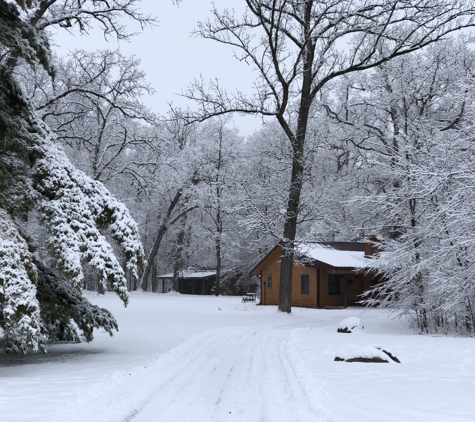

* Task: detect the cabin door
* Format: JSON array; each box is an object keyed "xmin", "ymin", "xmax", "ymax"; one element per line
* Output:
[{"xmin": 346, "ymin": 274, "xmax": 362, "ymax": 304}]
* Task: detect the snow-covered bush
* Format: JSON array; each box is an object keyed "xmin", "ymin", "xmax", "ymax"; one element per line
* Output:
[{"xmin": 337, "ymin": 317, "xmax": 364, "ymax": 333}]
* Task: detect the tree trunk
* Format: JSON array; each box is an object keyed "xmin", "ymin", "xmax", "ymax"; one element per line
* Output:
[
  {"xmin": 277, "ymin": 3, "xmax": 314, "ymax": 313},
  {"xmin": 215, "ymin": 233, "xmax": 222, "ymax": 296},
  {"xmin": 172, "ymin": 267, "xmax": 180, "ymax": 292},
  {"xmin": 172, "ymin": 222, "xmax": 187, "ymax": 292},
  {"xmin": 151, "ymin": 264, "xmax": 158, "ymax": 292},
  {"xmin": 141, "ymin": 223, "xmax": 169, "ymax": 291},
  {"xmin": 97, "ymin": 273, "xmax": 105, "ymax": 294},
  {"xmin": 212, "ymin": 120, "xmax": 225, "ymax": 296}
]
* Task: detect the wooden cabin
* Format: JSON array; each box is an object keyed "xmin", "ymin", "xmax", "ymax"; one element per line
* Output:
[
  {"xmin": 157, "ymin": 270, "xmax": 217, "ymax": 295},
  {"xmin": 250, "ymin": 242, "xmax": 378, "ymax": 308}
]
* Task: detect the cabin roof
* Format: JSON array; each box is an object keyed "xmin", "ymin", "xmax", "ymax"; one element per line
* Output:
[
  {"xmin": 297, "ymin": 243, "xmax": 369, "ymax": 269},
  {"xmin": 157, "ymin": 271, "xmax": 217, "ymax": 279},
  {"xmin": 250, "ymin": 242, "xmax": 371, "ymax": 275}
]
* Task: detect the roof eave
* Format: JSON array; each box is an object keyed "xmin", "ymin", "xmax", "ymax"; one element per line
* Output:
[
  {"xmin": 305, "ymin": 259, "xmax": 368, "ymax": 271},
  {"xmin": 249, "ymin": 243, "xmax": 282, "ymax": 276}
]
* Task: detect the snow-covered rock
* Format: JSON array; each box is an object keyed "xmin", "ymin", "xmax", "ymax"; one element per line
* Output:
[
  {"xmin": 335, "ymin": 345, "xmax": 400, "ymax": 363},
  {"xmin": 337, "ymin": 316, "xmax": 363, "ymax": 333}
]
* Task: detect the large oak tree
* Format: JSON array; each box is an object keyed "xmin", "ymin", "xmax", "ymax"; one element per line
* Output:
[{"xmin": 185, "ymin": 0, "xmax": 475, "ymax": 312}]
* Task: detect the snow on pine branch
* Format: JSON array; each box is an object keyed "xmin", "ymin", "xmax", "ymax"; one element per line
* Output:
[
  {"xmin": 83, "ymin": 180, "xmax": 145, "ymax": 280},
  {"xmin": 0, "ymin": 209, "xmax": 44, "ymax": 354},
  {"xmin": 33, "ymin": 123, "xmax": 145, "ymax": 305}
]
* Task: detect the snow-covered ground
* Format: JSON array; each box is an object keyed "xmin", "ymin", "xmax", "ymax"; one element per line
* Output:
[{"xmin": 1, "ymin": 292, "xmax": 474, "ymax": 421}]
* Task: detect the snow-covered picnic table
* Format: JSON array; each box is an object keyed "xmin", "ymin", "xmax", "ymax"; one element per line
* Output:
[{"xmin": 242, "ymin": 292, "xmax": 259, "ymax": 303}]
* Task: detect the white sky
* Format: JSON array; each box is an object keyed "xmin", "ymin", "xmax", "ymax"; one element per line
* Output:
[{"xmin": 51, "ymin": 0, "xmax": 264, "ymax": 136}]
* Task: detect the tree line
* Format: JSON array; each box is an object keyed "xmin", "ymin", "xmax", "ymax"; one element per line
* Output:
[{"xmin": 3, "ymin": 0, "xmax": 475, "ymax": 353}]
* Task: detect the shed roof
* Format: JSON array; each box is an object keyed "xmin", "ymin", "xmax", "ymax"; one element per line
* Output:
[{"xmin": 157, "ymin": 271, "xmax": 216, "ymax": 279}]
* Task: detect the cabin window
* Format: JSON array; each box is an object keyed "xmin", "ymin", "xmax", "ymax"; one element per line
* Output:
[
  {"xmin": 301, "ymin": 274, "xmax": 309, "ymax": 295},
  {"xmin": 266, "ymin": 274, "xmax": 272, "ymax": 289},
  {"xmin": 328, "ymin": 274, "xmax": 340, "ymax": 295}
]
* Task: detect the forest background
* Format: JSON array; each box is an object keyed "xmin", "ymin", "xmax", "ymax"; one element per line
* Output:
[{"xmin": 3, "ymin": 0, "xmax": 475, "ymax": 354}]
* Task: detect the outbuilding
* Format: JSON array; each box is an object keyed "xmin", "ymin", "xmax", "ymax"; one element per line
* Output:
[
  {"xmin": 250, "ymin": 242, "xmax": 378, "ymax": 308},
  {"xmin": 157, "ymin": 270, "xmax": 217, "ymax": 295}
]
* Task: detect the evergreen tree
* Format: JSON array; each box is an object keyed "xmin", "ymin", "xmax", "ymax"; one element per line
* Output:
[{"xmin": 0, "ymin": 0, "xmax": 144, "ymax": 353}]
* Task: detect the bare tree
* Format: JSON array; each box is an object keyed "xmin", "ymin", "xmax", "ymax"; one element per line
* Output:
[
  {"xmin": 198, "ymin": 118, "xmax": 241, "ymax": 295},
  {"xmin": 329, "ymin": 39, "xmax": 475, "ymax": 335},
  {"xmin": 25, "ymin": 0, "xmax": 154, "ymax": 39},
  {"xmin": 140, "ymin": 182, "xmax": 198, "ymax": 291},
  {"xmin": 183, "ymin": 0, "xmax": 475, "ymax": 312},
  {"xmin": 140, "ymin": 120, "xmax": 200, "ymax": 291},
  {"xmin": 29, "ymin": 49, "xmax": 157, "ymax": 186},
  {"xmin": 7, "ymin": 0, "xmax": 155, "ymax": 70}
]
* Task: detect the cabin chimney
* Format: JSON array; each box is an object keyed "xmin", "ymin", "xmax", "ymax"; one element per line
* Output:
[{"xmin": 364, "ymin": 236, "xmax": 379, "ymax": 257}]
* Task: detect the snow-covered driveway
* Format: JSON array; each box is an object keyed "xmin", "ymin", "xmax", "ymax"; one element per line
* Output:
[
  {"xmin": 2, "ymin": 292, "xmax": 475, "ymax": 422},
  {"xmin": 95, "ymin": 327, "xmax": 326, "ymax": 422}
]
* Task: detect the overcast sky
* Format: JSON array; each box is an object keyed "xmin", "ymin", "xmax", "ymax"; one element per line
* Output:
[{"xmin": 52, "ymin": 0, "xmax": 263, "ymax": 136}]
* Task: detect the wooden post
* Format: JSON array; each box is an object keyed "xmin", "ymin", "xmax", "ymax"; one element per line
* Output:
[
  {"xmin": 344, "ymin": 274, "xmax": 348, "ymax": 308},
  {"xmin": 261, "ymin": 271, "xmax": 264, "ymax": 305},
  {"xmin": 317, "ymin": 269, "xmax": 320, "ymax": 308}
]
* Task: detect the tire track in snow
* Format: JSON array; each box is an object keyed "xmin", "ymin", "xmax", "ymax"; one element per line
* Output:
[
  {"xmin": 125, "ymin": 327, "xmax": 329, "ymax": 422},
  {"xmin": 54, "ymin": 326, "xmax": 331, "ymax": 422}
]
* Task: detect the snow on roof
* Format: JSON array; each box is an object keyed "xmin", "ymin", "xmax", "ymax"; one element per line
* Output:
[
  {"xmin": 298, "ymin": 243, "xmax": 370, "ymax": 268},
  {"xmin": 157, "ymin": 271, "xmax": 216, "ymax": 279}
]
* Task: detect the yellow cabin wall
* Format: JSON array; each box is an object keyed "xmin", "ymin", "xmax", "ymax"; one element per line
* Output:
[
  {"xmin": 259, "ymin": 248, "xmax": 316, "ymax": 308},
  {"xmin": 260, "ymin": 247, "xmax": 281, "ymax": 306}
]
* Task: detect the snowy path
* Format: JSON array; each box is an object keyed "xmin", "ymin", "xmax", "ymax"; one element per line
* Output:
[
  {"xmin": 4, "ymin": 294, "xmax": 475, "ymax": 422},
  {"xmin": 62, "ymin": 327, "xmax": 328, "ymax": 422}
]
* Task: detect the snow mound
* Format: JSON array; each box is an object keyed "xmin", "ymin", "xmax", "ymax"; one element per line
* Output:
[
  {"xmin": 337, "ymin": 316, "xmax": 363, "ymax": 333},
  {"xmin": 335, "ymin": 345, "xmax": 400, "ymax": 363}
]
